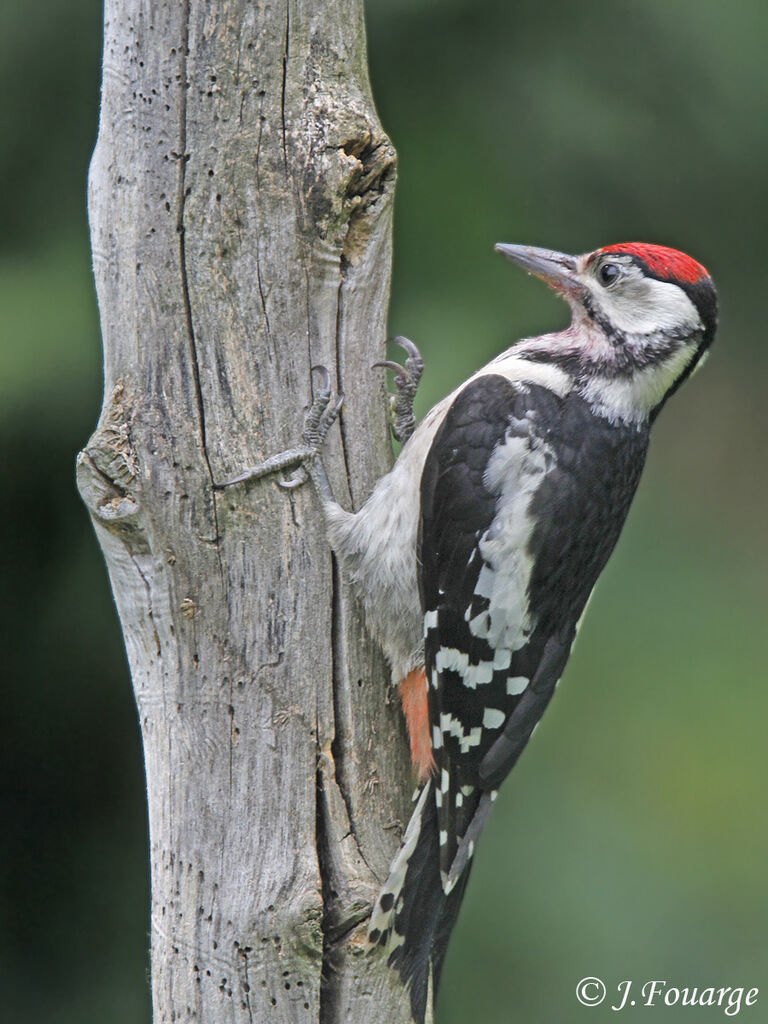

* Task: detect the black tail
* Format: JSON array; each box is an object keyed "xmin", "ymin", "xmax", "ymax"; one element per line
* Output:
[{"xmin": 368, "ymin": 781, "xmax": 475, "ymax": 1023}]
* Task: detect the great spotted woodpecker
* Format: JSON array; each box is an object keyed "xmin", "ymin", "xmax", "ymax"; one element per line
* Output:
[{"xmin": 219, "ymin": 242, "xmax": 718, "ymax": 1022}]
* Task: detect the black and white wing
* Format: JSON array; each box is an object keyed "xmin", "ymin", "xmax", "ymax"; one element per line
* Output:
[{"xmin": 419, "ymin": 371, "xmax": 649, "ymax": 886}]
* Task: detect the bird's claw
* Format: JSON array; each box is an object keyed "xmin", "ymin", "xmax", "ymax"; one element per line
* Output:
[
  {"xmin": 213, "ymin": 365, "xmax": 342, "ymax": 498},
  {"xmin": 372, "ymin": 360, "xmax": 407, "ymax": 375},
  {"xmin": 279, "ymin": 467, "xmax": 310, "ymax": 489},
  {"xmin": 374, "ymin": 336, "xmax": 424, "ymax": 444},
  {"xmin": 304, "ymin": 368, "xmax": 344, "ymax": 451},
  {"xmin": 282, "ymin": 367, "xmax": 343, "ymax": 486},
  {"xmin": 373, "ymin": 337, "xmax": 424, "ymax": 388}
]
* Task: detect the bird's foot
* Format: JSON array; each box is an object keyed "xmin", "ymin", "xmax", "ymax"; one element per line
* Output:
[
  {"xmin": 374, "ymin": 336, "xmax": 424, "ymax": 445},
  {"xmin": 214, "ymin": 366, "xmax": 342, "ymax": 503}
]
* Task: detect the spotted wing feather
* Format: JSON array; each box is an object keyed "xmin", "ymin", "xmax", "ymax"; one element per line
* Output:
[
  {"xmin": 419, "ymin": 373, "xmax": 549, "ymax": 881},
  {"xmin": 419, "ymin": 374, "xmax": 650, "ymax": 883}
]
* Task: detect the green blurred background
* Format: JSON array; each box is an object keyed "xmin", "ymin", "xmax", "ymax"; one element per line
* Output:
[{"xmin": 1, "ymin": 0, "xmax": 766, "ymax": 1021}]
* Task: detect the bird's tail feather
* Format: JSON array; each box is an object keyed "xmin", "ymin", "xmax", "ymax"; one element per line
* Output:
[{"xmin": 368, "ymin": 780, "xmax": 476, "ymax": 1023}]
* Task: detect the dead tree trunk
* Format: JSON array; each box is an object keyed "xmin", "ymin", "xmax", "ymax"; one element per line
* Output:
[{"xmin": 77, "ymin": 1, "xmax": 418, "ymax": 1020}]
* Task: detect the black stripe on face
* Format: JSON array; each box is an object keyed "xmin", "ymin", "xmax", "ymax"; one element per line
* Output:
[{"xmin": 581, "ymin": 291, "xmax": 623, "ymax": 342}]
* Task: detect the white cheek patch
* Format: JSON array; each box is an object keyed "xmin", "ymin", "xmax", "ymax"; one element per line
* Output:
[
  {"xmin": 580, "ymin": 273, "xmax": 704, "ymax": 424},
  {"xmin": 593, "ymin": 276, "xmax": 701, "ymax": 337}
]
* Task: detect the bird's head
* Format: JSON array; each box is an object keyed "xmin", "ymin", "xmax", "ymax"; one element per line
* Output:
[{"xmin": 496, "ymin": 241, "xmax": 718, "ymax": 423}]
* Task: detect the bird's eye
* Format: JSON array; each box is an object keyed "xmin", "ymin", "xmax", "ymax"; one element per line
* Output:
[{"xmin": 598, "ymin": 262, "xmax": 620, "ymax": 287}]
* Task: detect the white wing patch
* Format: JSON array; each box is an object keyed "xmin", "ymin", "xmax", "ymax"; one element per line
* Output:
[
  {"xmin": 506, "ymin": 675, "xmax": 529, "ymax": 695},
  {"xmin": 493, "ymin": 648, "xmax": 512, "ymax": 671},
  {"xmin": 433, "ymin": 643, "xmax": 515, "ymax": 690},
  {"xmin": 473, "ymin": 427, "xmax": 554, "ymax": 651},
  {"xmin": 440, "ymin": 712, "xmax": 483, "ymax": 753},
  {"xmin": 435, "ymin": 646, "xmax": 496, "ymax": 689},
  {"xmin": 482, "ymin": 708, "xmax": 505, "ymax": 729}
]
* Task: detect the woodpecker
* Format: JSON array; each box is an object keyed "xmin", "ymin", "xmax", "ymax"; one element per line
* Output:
[{"xmin": 218, "ymin": 241, "xmax": 717, "ymax": 1023}]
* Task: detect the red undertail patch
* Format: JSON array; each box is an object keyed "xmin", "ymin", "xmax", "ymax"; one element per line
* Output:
[{"xmin": 399, "ymin": 667, "xmax": 435, "ymax": 783}]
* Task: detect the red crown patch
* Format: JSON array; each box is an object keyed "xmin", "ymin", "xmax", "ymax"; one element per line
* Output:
[{"xmin": 596, "ymin": 243, "xmax": 709, "ymax": 285}]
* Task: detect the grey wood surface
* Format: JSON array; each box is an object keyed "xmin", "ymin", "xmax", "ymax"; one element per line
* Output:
[{"xmin": 77, "ymin": 1, "xmax": 419, "ymax": 1019}]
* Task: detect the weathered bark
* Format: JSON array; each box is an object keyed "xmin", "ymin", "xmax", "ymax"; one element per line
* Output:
[{"xmin": 77, "ymin": 1, "xmax": 418, "ymax": 1020}]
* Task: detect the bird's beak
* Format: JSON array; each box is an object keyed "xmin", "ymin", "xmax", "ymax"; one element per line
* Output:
[{"xmin": 495, "ymin": 243, "xmax": 582, "ymax": 297}]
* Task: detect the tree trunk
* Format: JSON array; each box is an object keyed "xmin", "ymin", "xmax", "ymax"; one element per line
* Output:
[{"xmin": 77, "ymin": 1, "xmax": 418, "ymax": 1020}]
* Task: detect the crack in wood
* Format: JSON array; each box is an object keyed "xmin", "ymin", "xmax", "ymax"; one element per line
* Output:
[
  {"xmin": 280, "ymin": 4, "xmax": 290, "ymax": 171},
  {"xmin": 253, "ymin": 94, "xmax": 274, "ymax": 358},
  {"xmin": 329, "ymin": 559, "xmax": 376, "ymax": 881},
  {"xmin": 334, "ymin": 271, "xmax": 354, "ymax": 502},
  {"xmin": 176, "ymin": 0, "xmax": 223, "ymax": 566},
  {"xmin": 315, "ymin": 763, "xmax": 334, "ymax": 1024},
  {"xmin": 131, "ymin": 551, "xmax": 163, "ymax": 658}
]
